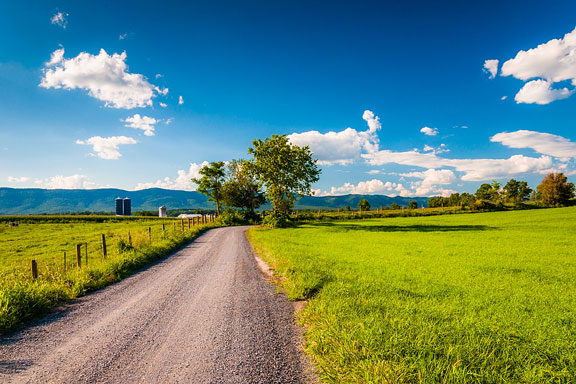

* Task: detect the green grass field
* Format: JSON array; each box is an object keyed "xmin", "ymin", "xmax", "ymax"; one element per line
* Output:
[
  {"xmin": 248, "ymin": 207, "xmax": 576, "ymax": 383},
  {"xmin": 0, "ymin": 216, "xmax": 216, "ymax": 334}
]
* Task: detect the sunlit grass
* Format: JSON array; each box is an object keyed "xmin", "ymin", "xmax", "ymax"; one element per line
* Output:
[
  {"xmin": 0, "ymin": 216, "xmax": 216, "ymax": 334},
  {"xmin": 248, "ymin": 207, "xmax": 576, "ymax": 383}
]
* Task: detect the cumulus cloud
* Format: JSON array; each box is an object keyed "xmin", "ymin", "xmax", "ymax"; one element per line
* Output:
[
  {"xmin": 7, "ymin": 176, "xmax": 30, "ymax": 183},
  {"xmin": 76, "ymin": 136, "xmax": 137, "ymax": 160},
  {"xmin": 513, "ymin": 79, "xmax": 573, "ymax": 104},
  {"xmin": 491, "ymin": 130, "xmax": 576, "ymax": 161},
  {"xmin": 40, "ymin": 48, "xmax": 160, "ymax": 109},
  {"xmin": 500, "ymin": 26, "xmax": 576, "ymax": 104},
  {"xmin": 420, "ymin": 126, "xmax": 438, "ymax": 136},
  {"xmin": 318, "ymin": 179, "xmax": 410, "ymax": 197},
  {"xmin": 50, "ymin": 12, "xmax": 68, "ymax": 29},
  {"xmin": 36, "ymin": 174, "xmax": 98, "ymax": 189},
  {"xmin": 179, "ymin": 95, "xmax": 184, "ymax": 105},
  {"xmin": 400, "ymin": 169, "xmax": 457, "ymax": 196},
  {"xmin": 135, "ymin": 162, "xmax": 209, "ymax": 191},
  {"xmin": 123, "ymin": 114, "xmax": 158, "ymax": 136},
  {"xmin": 47, "ymin": 48, "xmax": 65, "ymax": 66},
  {"xmin": 288, "ymin": 110, "xmax": 381, "ymax": 165},
  {"xmin": 483, "ymin": 59, "xmax": 499, "ymax": 79},
  {"xmin": 363, "ymin": 150, "xmax": 553, "ymax": 181}
]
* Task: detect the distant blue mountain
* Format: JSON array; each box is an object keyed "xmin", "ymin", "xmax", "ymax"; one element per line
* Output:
[{"xmin": 0, "ymin": 188, "xmax": 429, "ymax": 215}]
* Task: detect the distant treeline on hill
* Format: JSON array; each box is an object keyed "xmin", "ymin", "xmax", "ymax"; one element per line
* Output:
[
  {"xmin": 428, "ymin": 175, "xmax": 575, "ymax": 209},
  {"xmin": 0, "ymin": 187, "xmax": 429, "ymax": 215}
]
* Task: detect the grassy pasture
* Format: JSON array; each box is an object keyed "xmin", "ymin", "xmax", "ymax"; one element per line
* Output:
[
  {"xmin": 248, "ymin": 207, "xmax": 576, "ymax": 383},
  {"xmin": 0, "ymin": 216, "xmax": 216, "ymax": 334}
]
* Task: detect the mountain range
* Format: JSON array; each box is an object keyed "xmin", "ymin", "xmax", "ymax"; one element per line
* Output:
[{"xmin": 0, "ymin": 188, "xmax": 429, "ymax": 215}]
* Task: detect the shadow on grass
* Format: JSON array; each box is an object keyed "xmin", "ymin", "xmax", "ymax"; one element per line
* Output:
[{"xmin": 302, "ymin": 222, "xmax": 496, "ymax": 232}]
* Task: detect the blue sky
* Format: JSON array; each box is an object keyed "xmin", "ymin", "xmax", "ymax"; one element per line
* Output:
[{"xmin": 1, "ymin": 1, "xmax": 575, "ymax": 197}]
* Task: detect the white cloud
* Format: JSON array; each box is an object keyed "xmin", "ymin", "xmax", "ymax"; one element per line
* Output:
[
  {"xmin": 119, "ymin": 33, "xmax": 127, "ymax": 40},
  {"xmin": 159, "ymin": 102, "xmax": 167, "ymax": 108},
  {"xmin": 400, "ymin": 169, "xmax": 457, "ymax": 196},
  {"xmin": 50, "ymin": 12, "xmax": 68, "ymax": 29},
  {"xmin": 7, "ymin": 176, "xmax": 30, "ymax": 183},
  {"xmin": 40, "ymin": 48, "xmax": 160, "ymax": 109},
  {"xmin": 491, "ymin": 130, "xmax": 576, "ymax": 161},
  {"xmin": 363, "ymin": 150, "xmax": 553, "ymax": 181},
  {"xmin": 420, "ymin": 126, "xmax": 438, "ymax": 136},
  {"xmin": 501, "ymin": 95, "xmax": 508, "ymax": 100},
  {"xmin": 47, "ymin": 48, "xmax": 65, "ymax": 66},
  {"xmin": 513, "ymin": 79, "xmax": 573, "ymax": 104},
  {"xmin": 123, "ymin": 114, "xmax": 157, "ymax": 136},
  {"xmin": 135, "ymin": 162, "xmax": 209, "ymax": 191},
  {"xmin": 165, "ymin": 118, "xmax": 173, "ymax": 125},
  {"xmin": 76, "ymin": 136, "xmax": 137, "ymax": 160},
  {"xmin": 179, "ymin": 95, "xmax": 184, "ymax": 105},
  {"xmin": 483, "ymin": 59, "xmax": 499, "ymax": 79},
  {"xmin": 155, "ymin": 86, "xmax": 169, "ymax": 96},
  {"xmin": 36, "ymin": 174, "xmax": 98, "ymax": 189},
  {"xmin": 500, "ymin": 26, "xmax": 576, "ymax": 104},
  {"xmin": 288, "ymin": 110, "xmax": 381, "ymax": 165},
  {"xmin": 319, "ymin": 179, "xmax": 410, "ymax": 197}
]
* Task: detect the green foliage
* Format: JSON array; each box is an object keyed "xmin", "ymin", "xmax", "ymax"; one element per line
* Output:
[
  {"xmin": 408, "ymin": 200, "xmax": 418, "ymax": 209},
  {"xmin": 192, "ymin": 161, "xmax": 226, "ymax": 215},
  {"xmin": 217, "ymin": 208, "xmax": 261, "ymax": 226},
  {"xmin": 537, "ymin": 172, "xmax": 575, "ymax": 207},
  {"xmin": 247, "ymin": 134, "xmax": 321, "ymax": 224},
  {"xmin": 221, "ymin": 159, "xmax": 266, "ymax": 213},
  {"xmin": 357, "ymin": 199, "xmax": 371, "ymax": 211},
  {"xmin": 248, "ymin": 207, "xmax": 576, "ymax": 383},
  {"xmin": 390, "ymin": 203, "xmax": 401, "ymax": 210}
]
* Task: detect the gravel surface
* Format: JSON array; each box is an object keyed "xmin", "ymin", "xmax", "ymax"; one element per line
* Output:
[{"xmin": 0, "ymin": 226, "xmax": 313, "ymax": 383}]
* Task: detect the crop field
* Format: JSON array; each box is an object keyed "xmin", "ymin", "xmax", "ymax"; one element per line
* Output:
[
  {"xmin": 248, "ymin": 207, "xmax": 576, "ymax": 383},
  {"xmin": 0, "ymin": 216, "xmax": 216, "ymax": 334}
]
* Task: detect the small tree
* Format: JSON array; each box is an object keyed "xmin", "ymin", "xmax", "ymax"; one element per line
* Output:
[
  {"xmin": 390, "ymin": 203, "xmax": 401, "ymax": 210},
  {"xmin": 247, "ymin": 134, "xmax": 321, "ymax": 225},
  {"xmin": 358, "ymin": 199, "xmax": 371, "ymax": 211},
  {"xmin": 408, "ymin": 200, "xmax": 418, "ymax": 209},
  {"xmin": 475, "ymin": 183, "xmax": 492, "ymax": 200},
  {"xmin": 192, "ymin": 161, "xmax": 226, "ymax": 215},
  {"xmin": 537, "ymin": 173, "xmax": 575, "ymax": 206}
]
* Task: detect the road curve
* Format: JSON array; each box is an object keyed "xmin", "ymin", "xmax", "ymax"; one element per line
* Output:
[{"xmin": 0, "ymin": 226, "xmax": 311, "ymax": 383}]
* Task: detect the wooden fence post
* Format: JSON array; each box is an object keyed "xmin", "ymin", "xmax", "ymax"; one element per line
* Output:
[
  {"xmin": 162, "ymin": 224, "xmax": 165, "ymax": 233},
  {"xmin": 128, "ymin": 231, "xmax": 132, "ymax": 246},
  {"xmin": 188, "ymin": 218, "xmax": 191, "ymax": 230},
  {"xmin": 31, "ymin": 260, "xmax": 38, "ymax": 279},
  {"xmin": 148, "ymin": 227, "xmax": 152, "ymax": 243},
  {"xmin": 181, "ymin": 219, "xmax": 184, "ymax": 232},
  {"xmin": 76, "ymin": 244, "xmax": 82, "ymax": 268},
  {"xmin": 101, "ymin": 234, "xmax": 107, "ymax": 258}
]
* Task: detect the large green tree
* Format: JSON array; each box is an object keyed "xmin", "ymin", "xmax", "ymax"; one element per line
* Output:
[
  {"xmin": 192, "ymin": 161, "xmax": 226, "ymax": 215},
  {"xmin": 537, "ymin": 172, "xmax": 575, "ymax": 206},
  {"xmin": 221, "ymin": 159, "xmax": 265, "ymax": 214},
  {"xmin": 247, "ymin": 134, "xmax": 321, "ymax": 222}
]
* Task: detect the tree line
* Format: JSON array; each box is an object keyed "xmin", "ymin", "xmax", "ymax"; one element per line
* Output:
[{"xmin": 428, "ymin": 173, "xmax": 575, "ymax": 209}]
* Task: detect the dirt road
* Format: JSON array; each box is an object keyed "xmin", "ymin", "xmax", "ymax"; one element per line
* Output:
[{"xmin": 0, "ymin": 226, "xmax": 310, "ymax": 383}]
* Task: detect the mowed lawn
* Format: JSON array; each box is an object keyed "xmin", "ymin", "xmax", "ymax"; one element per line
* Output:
[{"xmin": 248, "ymin": 207, "xmax": 576, "ymax": 383}]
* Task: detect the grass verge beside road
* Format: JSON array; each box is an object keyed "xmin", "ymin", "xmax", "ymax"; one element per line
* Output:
[
  {"xmin": 0, "ymin": 217, "xmax": 218, "ymax": 335},
  {"xmin": 248, "ymin": 207, "xmax": 576, "ymax": 383}
]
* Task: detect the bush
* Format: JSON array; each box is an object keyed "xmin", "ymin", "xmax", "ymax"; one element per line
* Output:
[{"xmin": 217, "ymin": 209, "xmax": 262, "ymax": 226}]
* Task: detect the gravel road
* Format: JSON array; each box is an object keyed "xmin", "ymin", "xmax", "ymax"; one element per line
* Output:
[{"xmin": 0, "ymin": 226, "xmax": 312, "ymax": 383}]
